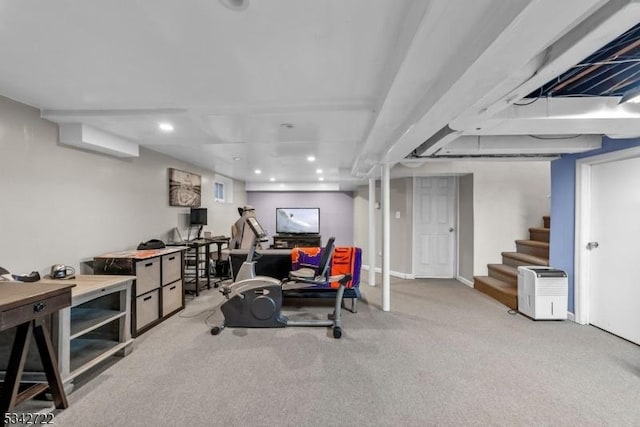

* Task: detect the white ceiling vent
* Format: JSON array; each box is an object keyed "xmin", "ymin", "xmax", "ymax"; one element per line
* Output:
[{"xmin": 59, "ymin": 123, "xmax": 139, "ymax": 158}]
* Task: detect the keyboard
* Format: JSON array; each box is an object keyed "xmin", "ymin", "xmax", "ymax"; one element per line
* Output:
[{"xmin": 207, "ymin": 235, "xmax": 227, "ymax": 240}]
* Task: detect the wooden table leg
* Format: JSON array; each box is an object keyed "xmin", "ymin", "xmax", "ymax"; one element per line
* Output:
[
  {"xmin": 0, "ymin": 322, "xmax": 32, "ymax": 422},
  {"xmin": 32, "ymin": 319, "xmax": 68, "ymax": 409}
]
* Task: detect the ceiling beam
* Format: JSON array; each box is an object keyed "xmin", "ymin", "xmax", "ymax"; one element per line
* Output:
[
  {"xmin": 380, "ymin": 0, "xmax": 611, "ymax": 166},
  {"xmin": 352, "ymin": 0, "xmax": 613, "ymax": 174},
  {"xmin": 453, "ymin": 0, "xmax": 640, "ymax": 129}
]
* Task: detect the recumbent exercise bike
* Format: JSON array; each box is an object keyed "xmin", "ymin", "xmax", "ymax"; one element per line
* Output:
[{"xmin": 210, "ymin": 217, "xmax": 350, "ymax": 339}]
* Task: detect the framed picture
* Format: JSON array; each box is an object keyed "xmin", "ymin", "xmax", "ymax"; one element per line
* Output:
[{"xmin": 168, "ymin": 168, "xmax": 201, "ymax": 207}]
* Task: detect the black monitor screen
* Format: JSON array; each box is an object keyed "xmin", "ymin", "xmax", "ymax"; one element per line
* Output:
[
  {"xmin": 190, "ymin": 208, "xmax": 208, "ymax": 225},
  {"xmin": 276, "ymin": 208, "xmax": 320, "ymax": 234}
]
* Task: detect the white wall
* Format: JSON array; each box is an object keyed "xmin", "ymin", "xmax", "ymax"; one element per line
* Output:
[
  {"xmin": 354, "ymin": 161, "xmax": 550, "ymax": 277},
  {"xmin": 353, "ymin": 178, "xmax": 413, "ymax": 275},
  {"xmin": 393, "ymin": 161, "xmax": 550, "ymax": 276},
  {"xmin": 247, "ymin": 192, "xmax": 355, "ymax": 247},
  {"xmin": 0, "ymin": 95, "xmax": 246, "ymax": 275}
]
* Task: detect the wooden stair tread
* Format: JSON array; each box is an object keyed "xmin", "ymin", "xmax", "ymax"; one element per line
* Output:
[
  {"xmin": 502, "ymin": 251, "xmax": 548, "ymax": 266},
  {"xmin": 474, "ymin": 276, "xmax": 517, "ymax": 294},
  {"xmin": 474, "ymin": 276, "xmax": 518, "ymax": 309},
  {"xmin": 487, "ymin": 264, "xmax": 517, "ymax": 277},
  {"xmin": 529, "ymin": 227, "xmax": 550, "ymax": 233},
  {"xmin": 515, "ymin": 239, "xmax": 549, "ymax": 248},
  {"xmin": 528, "ymin": 227, "xmax": 550, "ymax": 243},
  {"xmin": 479, "ymin": 215, "xmax": 550, "ymax": 309}
]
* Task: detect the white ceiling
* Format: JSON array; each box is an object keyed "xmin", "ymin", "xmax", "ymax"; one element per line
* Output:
[{"xmin": 2, "ymin": 0, "xmax": 640, "ymax": 190}]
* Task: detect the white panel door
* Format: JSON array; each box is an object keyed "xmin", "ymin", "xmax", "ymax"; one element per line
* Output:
[
  {"xmin": 414, "ymin": 177, "xmax": 456, "ymax": 277},
  {"xmin": 589, "ymin": 156, "xmax": 640, "ymax": 344}
]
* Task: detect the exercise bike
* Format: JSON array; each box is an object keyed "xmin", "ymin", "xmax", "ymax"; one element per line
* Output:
[{"xmin": 210, "ymin": 217, "xmax": 350, "ymax": 339}]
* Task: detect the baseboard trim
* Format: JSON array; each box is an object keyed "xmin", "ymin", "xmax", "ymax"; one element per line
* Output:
[
  {"xmin": 456, "ymin": 276, "xmax": 474, "ymax": 288},
  {"xmin": 361, "ymin": 265, "xmax": 380, "ymax": 273},
  {"xmin": 362, "ymin": 265, "xmax": 414, "ymax": 279},
  {"xmin": 567, "ymin": 311, "xmax": 575, "ymax": 322},
  {"xmin": 391, "ymin": 271, "xmax": 415, "ymax": 280}
]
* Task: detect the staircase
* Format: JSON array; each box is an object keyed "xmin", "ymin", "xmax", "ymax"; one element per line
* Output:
[{"xmin": 473, "ymin": 216, "xmax": 550, "ymax": 309}]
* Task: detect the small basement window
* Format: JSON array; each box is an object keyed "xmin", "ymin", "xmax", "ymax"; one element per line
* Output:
[{"xmin": 213, "ymin": 174, "xmax": 233, "ymax": 203}]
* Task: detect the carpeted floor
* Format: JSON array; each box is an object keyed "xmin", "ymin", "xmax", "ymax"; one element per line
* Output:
[{"xmin": 18, "ymin": 277, "xmax": 640, "ymax": 426}]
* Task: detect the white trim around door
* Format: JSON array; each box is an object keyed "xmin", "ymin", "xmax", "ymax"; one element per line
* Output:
[{"xmin": 574, "ymin": 145, "xmax": 640, "ymax": 325}]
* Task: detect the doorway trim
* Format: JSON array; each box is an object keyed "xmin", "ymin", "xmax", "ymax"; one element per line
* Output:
[{"xmin": 575, "ymin": 145, "xmax": 640, "ymax": 325}]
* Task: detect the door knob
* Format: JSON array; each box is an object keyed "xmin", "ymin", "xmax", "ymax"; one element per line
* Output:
[
  {"xmin": 586, "ymin": 241, "xmax": 599, "ymax": 250},
  {"xmin": 448, "ymin": 227, "xmax": 454, "ymax": 232}
]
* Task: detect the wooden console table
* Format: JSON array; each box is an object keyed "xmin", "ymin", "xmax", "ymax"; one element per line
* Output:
[
  {"xmin": 0, "ymin": 282, "xmax": 74, "ymax": 424},
  {"xmin": 272, "ymin": 235, "xmax": 321, "ymax": 249},
  {"xmin": 40, "ymin": 275, "xmax": 135, "ymax": 388}
]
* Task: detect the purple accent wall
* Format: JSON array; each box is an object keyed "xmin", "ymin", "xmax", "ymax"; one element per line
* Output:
[
  {"xmin": 246, "ymin": 192, "xmax": 355, "ymax": 247},
  {"xmin": 550, "ymin": 137, "xmax": 640, "ymax": 312}
]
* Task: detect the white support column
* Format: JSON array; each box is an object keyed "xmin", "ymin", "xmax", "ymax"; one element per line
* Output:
[
  {"xmin": 381, "ymin": 163, "xmax": 391, "ymax": 311},
  {"xmin": 368, "ymin": 177, "xmax": 376, "ymax": 287}
]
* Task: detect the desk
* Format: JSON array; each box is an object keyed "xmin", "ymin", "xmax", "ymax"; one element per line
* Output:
[
  {"xmin": 207, "ymin": 237, "xmax": 231, "ymax": 284},
  {"xmin": 0, "ymin": 282, "xmax": 74, "ymax": 423},
  {"xmin": 168, "ymin": 237, "xmax": 230, "ymax": 295},
  {"xmin": 168, "ymin": 240, "xmax": 209, "ymax": 296}
]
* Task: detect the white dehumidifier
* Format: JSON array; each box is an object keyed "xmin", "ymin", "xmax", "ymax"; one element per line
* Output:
[{"xmin": 517, "ymin": 266, "xmax": 568, "ymax": 320}]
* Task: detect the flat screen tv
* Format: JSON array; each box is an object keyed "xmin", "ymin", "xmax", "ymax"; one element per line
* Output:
[
  {"xmin": 190, "ymin": 207, "xmax": 208, "ymax": 226},
  {"xmin": 276, "ymin": 208, "xmax": 320, "ymax": 234}
]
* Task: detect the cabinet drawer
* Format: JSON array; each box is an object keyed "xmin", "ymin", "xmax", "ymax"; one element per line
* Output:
[
  {"xmin": 135, "ymin": 290, "xmax": 159, "ymax": 330},
  {"xmin": 135, "ymin": 258, "xmax": 160, "ymax": 296},
  {"xmin": 162, "ymin": 280, "xmax": 183, "ymax": 316},
  {"xmin": 162, "ymin": 253, "xmax": 181, "ymax": 285}
]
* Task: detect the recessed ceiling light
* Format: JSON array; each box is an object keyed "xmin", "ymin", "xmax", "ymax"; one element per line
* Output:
[
  {"xmin": 233, "ymin": 157, "xmax": 241, "ymax": 161},
  {"xmin": 319, "ymin": 177, "xmax": 325, "ymax": 181},
  {"xmin": 158, "ymin": 122, "xmax": 174, "ymax": 132},
  {"xmin": 307, "ymin": 155, "xmax": 316, "ymax": 162},
  {"xmin": 219, "ymin": 0, "xmax": 249, "ymax": 11},
  {"xmin": 254, "ymin": 169, "xmax": 261, "ymax": 174},
  {"xmin": 316, "ymin": 169, "xmax": 323, "ymax": 174},
  {"xmin": 269, "ymin": 177, "xmax": 275, "ymax": 182}
]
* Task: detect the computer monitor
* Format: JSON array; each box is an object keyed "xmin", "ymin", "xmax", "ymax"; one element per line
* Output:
[{"xmin": 190, "ymin": 208, "xmax": 208, "ymax": 226}]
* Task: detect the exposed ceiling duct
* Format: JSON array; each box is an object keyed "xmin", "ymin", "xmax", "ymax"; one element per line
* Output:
[{"xmin": 408, "ymin": 134, "xmax": 601, "ymax": 159}]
